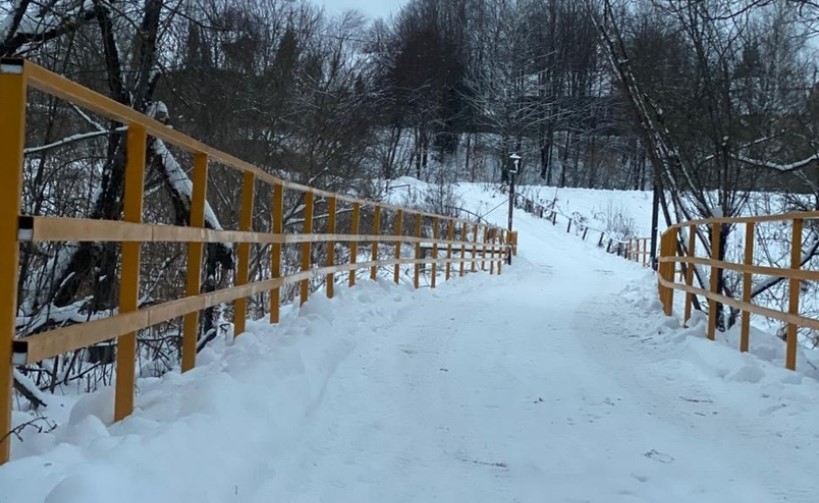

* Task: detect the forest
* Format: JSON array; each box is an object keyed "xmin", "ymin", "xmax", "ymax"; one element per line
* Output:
[{"xmin": 5, "ymin": 0, "xmax": 819, "ymax": 402}]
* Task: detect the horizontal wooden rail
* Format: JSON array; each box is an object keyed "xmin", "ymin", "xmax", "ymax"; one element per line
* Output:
[
  {"xmin": 660, "ymin": 255, "xmax": 819, "ymax": 282},
  {"xmin": 0, "ymin": 58, "xmax": 513, "ymax": 464},
  {"xmin": 656, "ymin": 275, "xmax": 819, "ymax": 332},
  {"xmin": 18, "ymin": 216, "xmax": 506, "ymax": 250},
  {"xmin": 14, "ymin": 254, "xmax": 486, "ymax": 364},
  {"xmin": 22, "ymin": 60, "xmax": 478, "ymax": 226},
  {"xmin": 658, "ymin": 214, "xmax": 817, "ymax": 372},
  {"xmin": 665, "ymin": 210, "xmax": 819, "ymax": 229}
]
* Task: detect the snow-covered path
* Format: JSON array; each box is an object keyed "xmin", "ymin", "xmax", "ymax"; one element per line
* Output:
[
  {"xmin": 249, "ymin": 225, "xmax": 815, "ymax": 502},
  {"xmin": 3, "ymin": 204, "xmax": 819, "ymax": 502}
]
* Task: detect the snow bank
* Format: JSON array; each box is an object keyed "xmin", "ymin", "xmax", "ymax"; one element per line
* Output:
[
  {"xmin": 0, "ymin": 280, "xmax": 420, "ymax": 503},
  {"xmin": 621, "ymin": 277, "xmax": 819, "ymax": 416}
]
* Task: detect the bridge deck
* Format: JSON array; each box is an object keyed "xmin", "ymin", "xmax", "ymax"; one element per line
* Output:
[{"xmin": 2, "ymin": 210, "xmax": 818, "ymax": 502}]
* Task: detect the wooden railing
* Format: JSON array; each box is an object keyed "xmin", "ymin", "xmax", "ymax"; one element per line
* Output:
[
  {"xmin": 509, "ymin": 191, "xmax": 652, "ymax": 266},
  {"xmin": 658, "ymin": 212, "xmax": 818, "ymax": 372},
  {"xmin": 0, "ymin": 58, "xmax": 511, "ymax": 464}
]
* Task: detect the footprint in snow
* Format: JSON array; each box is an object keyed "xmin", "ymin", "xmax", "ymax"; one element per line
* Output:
[{"xmin": 644, "ymin": 449, "xmax": 675, "ymax": 464}]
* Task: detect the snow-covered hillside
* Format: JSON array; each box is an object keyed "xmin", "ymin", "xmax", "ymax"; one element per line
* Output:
[{"xmin": 2, "ymin": 182, "xmax": 819, "ymax": 502}]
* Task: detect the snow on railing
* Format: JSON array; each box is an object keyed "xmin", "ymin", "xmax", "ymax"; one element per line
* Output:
[{"xmin": 0, "ymin": 58, "xmax": 512, "ymax": 465}]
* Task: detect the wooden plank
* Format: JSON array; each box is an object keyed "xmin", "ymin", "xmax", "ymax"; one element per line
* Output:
[
  {"xmin": 26, "ymin": 217, "xmax": 276, "ymax": 244},
  {"xmin": 326, "ymin": 196, "xmax": 337, "ymax": 298},
  {"xmin": 234, "ymin": 171, "xmax": 255, "ymax": 335},
  {"xmin": 20, "ymin": 278, "xmax": 279, "ymax": 363},
  {"xmin": 497, "ymin": 230, "xmax": 504, "ymax": 274},
  {"xmin": 459, "ymin": 224, "xmax": 467, "ymax": 277},
  {"xmin": 740, "ymin": 223, "xmax": 754, "ymax": 353},
  {"xmin": 114, "ymin": 125, "xmax": 146, "ymax": 422},
  {"xmin": 182, "ymin": 153, "xmax": 208, "ymax": 372},
  {"xmin": 0, "ymin": 59, "xmax": 26, "ymax": 465},
  {"xmin": 394, "ymin": 210, "xmax": 403, "ymax": 284},
  {"xmin": 301, "ymin": 192, "xmax": 314, "ymax": 306},
  {"xmin": 481, "ymin": 226, "xmax": 487, "ymax": 271},
  {"xmin": 445, "ymin": 219, "xmax": 453, "ymax": 281},
  {"xmin": 20, "ymin": 60, "xmax": 520, "ymax": 235},
  {"xmin": 659, "ymin": 255, "xmax": 819, "ymax": 282},
  {"xmin": 787, "ymin": 218, "xmax": 803, "ymax": 370},
  {"xmin": 24, "ymin": 216, "xmax": 500, "ymax": 249},
  {"xmin": 472, "ymin": 224, "xmax": 478, "ymax": 272},
  {"xmin": 657, "ymin": 275, "xmax": 819, "ymax": 332},
  {"xmin": 488, "ymin": 226, "xmax": 495, "ymax": 275},
  {"xmin": 349, "ymin": 203, "xmax": 360, "ymax": 287},
  {"xmin": 707, "ymin": 223, "xmax": 722, "ymax": 341},
  {"xmin": 414, "ymin": 214, "xmax": 422, "ymax": 289},
  {"xmin": 270, "ymin": 184, "xmax": 283, "ymax": 323},
  {"xmin": 431, "ymin": 217, "xmax": 439, "ymax": 287},
  {"xmin": 370, "ymin": 206, "xmax": 381, "ymax": 281},
  {"xmin": 16, "ymin": 250, "xmax": 494, "ymax": 365},
  {"xmin": 684, "ymin": 226, "xmax": 696, "ymax": 326},
  {"xmin": 666, "ymin": 210, "xmax": 819, "ymax": 230}
]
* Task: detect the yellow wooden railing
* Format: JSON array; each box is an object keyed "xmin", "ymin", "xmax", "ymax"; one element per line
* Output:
[
  {"xmin": 0, "ymin": 58, "xmax": 511, "ymax": 464},
  {"xmin": 623, "ymin": 237, "xmax": 652, "ymax": 267},
  {"xmin": 658, "ymin": 212, "xmax": 819, "ymax": 372}
]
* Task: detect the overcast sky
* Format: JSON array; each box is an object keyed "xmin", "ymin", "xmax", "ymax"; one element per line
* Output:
[{"xmin": 318, "ymin": 0, "xmax": 407, "ymax": 20}]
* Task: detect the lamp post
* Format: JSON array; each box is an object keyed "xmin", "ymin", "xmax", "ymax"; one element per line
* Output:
[{"xmin": 507, "ymin": 153, "xmax": 521, "ymax": 265}]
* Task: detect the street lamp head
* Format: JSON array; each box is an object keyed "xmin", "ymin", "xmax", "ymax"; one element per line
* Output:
[{"xmin": 509, "ymin": 153, "xmax": 521, "ymax": 174}]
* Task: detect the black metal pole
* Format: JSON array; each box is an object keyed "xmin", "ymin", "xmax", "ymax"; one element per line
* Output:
[
  {"xmin": 507, "ymin": 171, "xmax": 515, "ymax": 265},
  {"xmin": 649, "ymin": 177, "xmax": 660, "ymax": 271}
]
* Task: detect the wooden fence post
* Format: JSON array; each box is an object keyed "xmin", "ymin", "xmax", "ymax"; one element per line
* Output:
[
  {"xmin": 394, "ymin": 209, "xmax": 403, "ymax": 284},
  {"xmin": 0, "ymin": 60, "xmax": 26, "ymax": 464},
  {"xmin": 326, "ymin": 196, "xmax": 337, "ymax": 298},
  {"xmin": 414, "ymin": 213, "xmax": 422, "ymax": 288},
  {"xmin": 481, "ymin": 226, "xmax": 487, "ymax": 271},
  {"xmin": 489, "ymin": 228, "xmax": 495, "ymax": 275},
  {"xmin": 114, "ymin": 124, "xmax": 146, "ymax": 422},
  {"xmin": 445, "ymin": 219, "xmax": 454, "ymax": 281},
  {"xmin": 707, "ymin": 222, "xmax": 722, "ymax": 341},
  {"xmin": 459, "ymin": 223, "xmax": 467, "ymax": 277},
  {"xmin": 300, "ymin": 191, "xmax": 314, "ymax": 306},
  {"xmin": 269, "ymin": 183, "xmax": 283, "ymax": 323},
  {"xmin": 472, "ymin": 223, "xmax": 478, "ymax": 272},
  {"xmin": 786, "ymin": 218, "xmax": 803, "ymax": 370},
  {"xmin": 370, "ymin": 205, "xmax": 381, "ymax": 281},
  {"xmin": 740, "ymin": 222, "xmax": 754, "ymax": 353},
  {"xmin": 349, "ymin": 202, "xmax": 360, "ymax": 287},
  {"xmin": 498, "ymin": 229, "xmax": 508, "ymax": 276},
  {"xmin": 657, "ymin": 234, "xmax": 668, "ymax": 315},
  {"xmin": 684, "ymin": 226, "xmax": 696, "ymax": 326},
  {"xmin": 182, "ymin": 153, "xmax": 208, "ymax": 372},
  {"xmin": 234, "ymin": 171, "xmax": 255, "ymax": 336},
  {"xmin": 431, "ymin": 217, "xmax": 439, "ymax": 287}
]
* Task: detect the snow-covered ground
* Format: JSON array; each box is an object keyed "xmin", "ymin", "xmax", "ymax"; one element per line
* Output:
[{"xmin": 3, "ymin": 183, "xmax": 819, "ymax": 502}]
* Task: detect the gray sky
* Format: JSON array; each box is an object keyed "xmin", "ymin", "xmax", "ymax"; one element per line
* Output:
[{"xmin": 319, "ymin": 0, "xmax": 407, "ymax": 20}]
